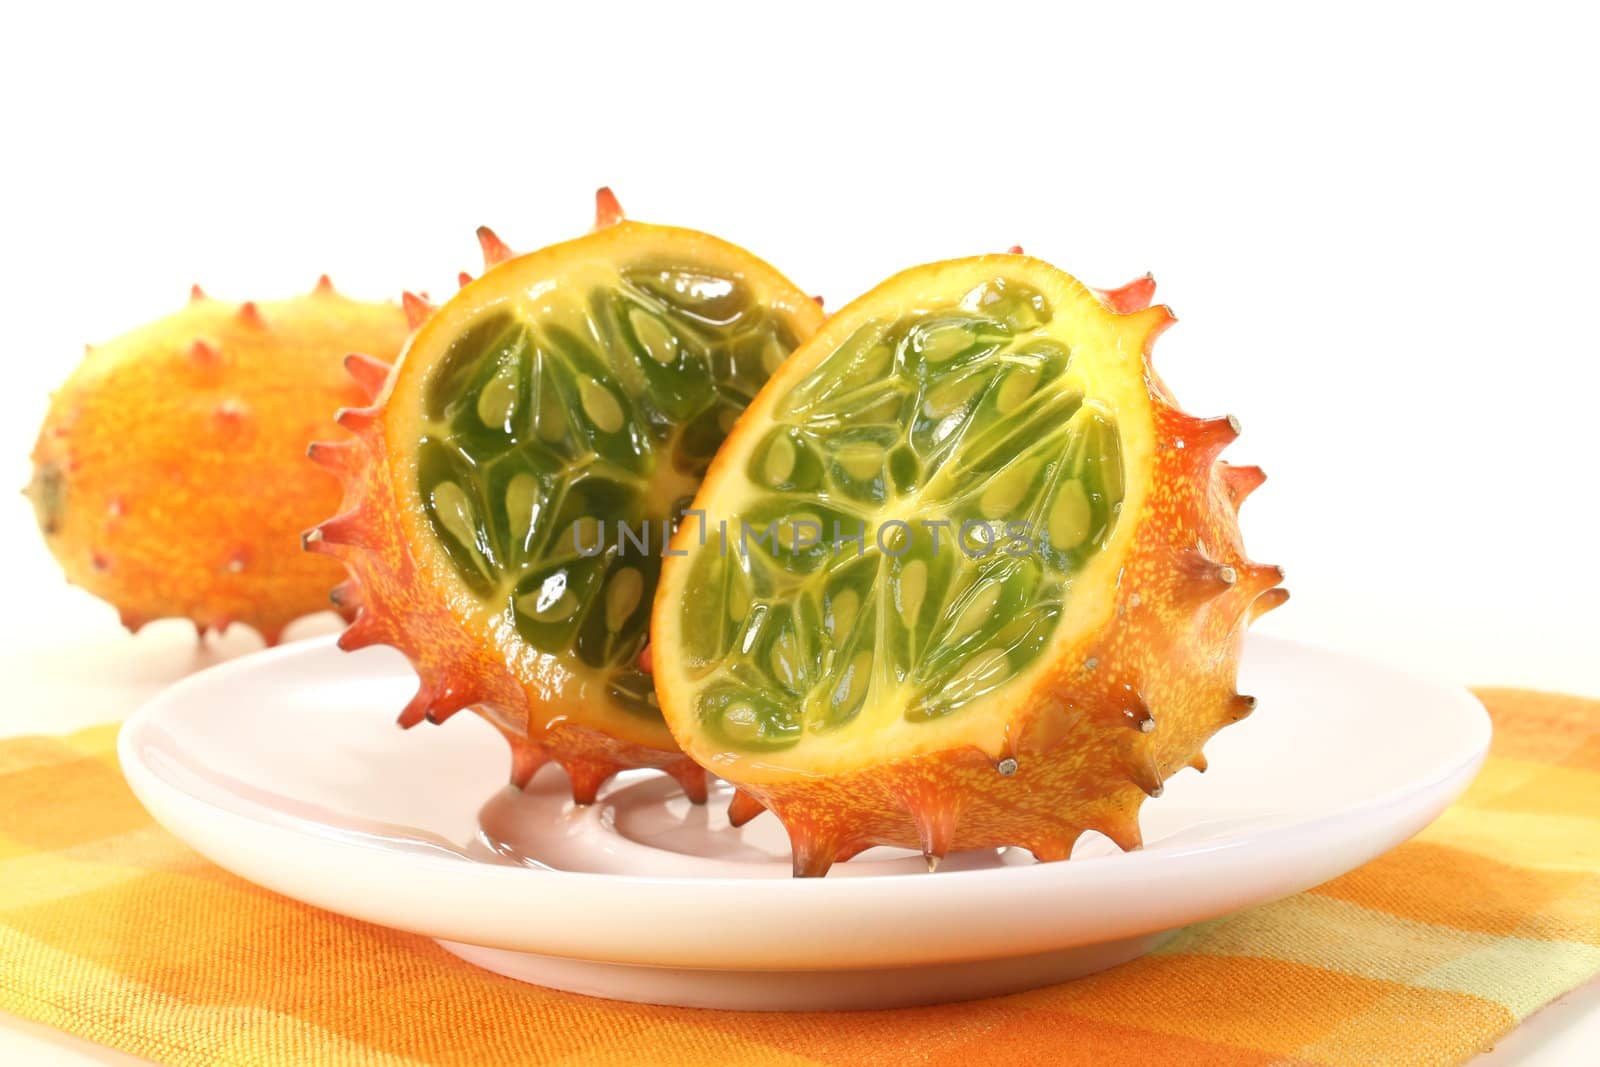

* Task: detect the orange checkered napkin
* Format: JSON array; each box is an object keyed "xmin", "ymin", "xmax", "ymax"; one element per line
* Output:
[{"xmin": 2, "ymin": 688, "xmax": 1597, "ymax": 1066}]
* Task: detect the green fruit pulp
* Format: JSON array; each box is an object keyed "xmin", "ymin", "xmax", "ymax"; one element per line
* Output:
[
  {"xmin": 678, "ymin": 277, "xmax": 1126, "ymax": 752},
  {"xmin": 419, "ymin": 261, "xmax": 802, "ymax": 721}
]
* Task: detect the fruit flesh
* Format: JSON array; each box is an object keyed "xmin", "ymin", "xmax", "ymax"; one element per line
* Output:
[
  {"xmin": 311, "ymin": 194, "xmax": 823, "ymax": 799},
  {"xmin": 415, "ymin": 257, "xmax": 808, "ymax": 746},
  {"xmin": 28, "ymin": 283, "xmax": 409, "ymax": 644},
  {"xmin": 678, "ymin": 276, "xmax": 1130, "ymax": 765},
  {"xmin": 653, "ymin": 256, "xmax": 1285, "ymax": 874}
]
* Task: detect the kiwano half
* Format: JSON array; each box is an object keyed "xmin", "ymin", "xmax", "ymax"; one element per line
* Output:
[
  {"xmin": 308, "ymin": 191, "xmax": 824, "ymax": 803},
  {"xmin": 652, "ymin": 255, "xmax": 1286, "ymax": 875}
]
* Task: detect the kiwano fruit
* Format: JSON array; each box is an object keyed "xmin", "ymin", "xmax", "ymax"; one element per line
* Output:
[
  {"xmin": 652, "ymin": 255, "xmax": 1287, "ymax": 875},
  {"xmin": 307, "ymin": 189, "xmax": 824, "ymax": 804},
  {"xmin": 28, "ymin": 280, "xmax": 410, "ymax": 645}
]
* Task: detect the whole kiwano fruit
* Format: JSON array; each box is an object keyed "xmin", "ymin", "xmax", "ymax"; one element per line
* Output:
[
  {"xmin": 652, "ymin": 256, "xmax": 1286, "ymax": 876},
  {"xmin": 28, "ymin": 279, "xmax": 411, "ymax": 644},
  {"xmin": 306, "ymin": 189, "xmax": 824, "ymax": 805}
]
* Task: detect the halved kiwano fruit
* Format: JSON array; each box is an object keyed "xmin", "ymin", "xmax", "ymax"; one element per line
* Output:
[
  {"xmin": 652, "ymin": 255, "xmax": 1286, "ymax": 875},
  {"xmin": 307, "ymin": 190, "xmax": 824, "ymax": 803}
]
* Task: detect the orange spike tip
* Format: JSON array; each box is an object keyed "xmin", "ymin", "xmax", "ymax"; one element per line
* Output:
[
  {"xmin": 1250, "ymin": 586, "xmax": 1291, "ymax": 621},
  {"xmin": 335, "ymin": 405, "xmax": 379, "ymax": 431},
  {"xmin": 397, "ymin": 686, "xmax": 435, "ymax": 728},
  {"xmin": 343, "ymin": 352, "xmax": 391, "ymax": 401},
  {"xmin": 189, "ymin": 284, "xmax": 207, "ymax": 303},
  {"xmin": 1007, "ymin": 245, "xmax": 1025, "ymax": 255},
  {"xmin": 475, "ymin": 226, "xmax": 515, "ymax": 269},
  {"xmin": 509, "ymin": 741, "xmax": 549, "ymax": 789},
  {"xmin": 666, "ymin": 762, "xmax": 709, "ymax": 804},
  {"xmin": 335, "ymin": 614, "xmax": 382, "ymax": 651},
  {"xmin": 457, "ymin": 271, "xmax": 474, "ymax": 289},
  {"xmin": 401, "ymin": 291, "xmax": 434, "ymax": 330},
  {"xmin": 309, "ymin": 510, "xmax": 369, "ymax": 549},
  {"xmin": 313, "ymin": 274, "xmax": 335, "ymax": 295},
  {"xmin": 1219, "ymin": 463, "xmax": 1268, "ymax": 507},
  {"xmin": 562, "ymin": 758, "xmax": 623, "ymax": 806},
  {"xmin": 187, "ymin": 339, "xmax": 219, "ymax": 365},
  {"xmin": 727, "ymin": 788, "xmax": 767, "ymax": 828},
  {"xmin": 1096, "ymin": 274, "xmax": 1157, "ymax": 314},
  {"xmin": 788, "ymin": 827, "xmax": 844, "ymax": 879},
  {"xmin": 329, "ymin": 579, "xmax": 361, "ymax": 612},
  {"xmin": 594, "ymin": 186, "xmax": 625, "ymax": 229},
  {"xmin": 237, "ymin": 301, "xmax": 265, "ymax": 327}
]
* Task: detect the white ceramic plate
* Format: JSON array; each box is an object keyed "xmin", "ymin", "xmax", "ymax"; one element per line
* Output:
[{"xmin": 119, "ymin": 634, "xmax": 1489, "ymax": 1010}]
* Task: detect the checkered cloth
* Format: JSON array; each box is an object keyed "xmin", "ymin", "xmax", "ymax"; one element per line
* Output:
[{"xmin": 2, "ymin": 688, "xmax": 1596, "ymax": 1065}]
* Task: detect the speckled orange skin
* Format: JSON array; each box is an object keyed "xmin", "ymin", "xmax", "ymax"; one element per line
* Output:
[
  {"xmin": 306, "ymin": 191, "xmax": 822, "ymax": 804},
  {"xmin": 659, "ymin": 271, "xmax": 1286, "ymax": 876},
  {"xmin": 306, "ymin": 378, "xmax": 713, "ymax": 803},
  {"xmin": 28, "ymin": 282, "xmax": 410, "ymax": 645}
]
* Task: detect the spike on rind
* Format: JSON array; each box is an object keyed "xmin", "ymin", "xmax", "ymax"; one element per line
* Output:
[
  {"xmin": 1250, "ymin": 586, "xmax": 1291, "ymax": 621},
  {"xmin": 237, "ymin": 301, "xmax": 264, "ymax": 327},
  {"xmin": 314, "ymin": 274, "xmax": 335, "ymax": 295},
  {"xmin": 401, "ymin": 291, "xmax": 434, "ymax": 330},
  {"xmin": 1189, "ymin": 752, "xmax": 1209, "ymax": 773},
  {"xmin": 898, "ymin": 786, "xmax": 961, "ymax": 872},
  {"xmin": 1098, "ymin": 815, "xmax": 1143, "ymax": 853},
  {"xmin": 1096, "ymin": 274, "xmax": 1157, "ymax": 314},
  {"xmin": 1028, "ymin": 834, "xmax": 1078, "ymax": 862},
  {"xmin": 306, "ymin": 509, "xmax": 370, "ymax": 550},
  {"xmin": 727, "ymin": 788, "xmax": 767, "ymax": 828},
  {"xmin": 1179, "ymin": 413, "xmax": 1241, "ymax": 459},
  {"xmin": 508, "ymin": 739, "xmax": 550, "ymax": 789},
  {"xmin": 1178, "ymin": 547, "xmax": 1239, "ymax": 601},
  {"xmin": 561, "ymin": 758, "xmax": 623, "ymax": 805},
  {"xmin": 457, "ymin": 271, "xmax": 474, "ymax": 289},
  {"xmin": 593, "ymin": 187, "xmax": 625, "ymax": 229},
  {"xmin": 475, "ymin": 226, "xmax": 515, "ymax": 269},
  {"xmin": 788, "ymin": 826, "xmax": 843, "ymax": 879},
  {"xmin": 336, "ymin": 613, "xmax": 383, "ymax": 652},
  {"xmin": 329, "ymin": 578, "xmax": 362, "ymax": 616},
  {"xmin": 335, "ymin": 405, "xmax": 380, "ymax": 432},
  {"xmin": 306, "ymin": 439, "xmax": 360, "ymax": 474},
  {"xmin": 1007, "ymin": 245, "xmax": 1025, "ymax": 255},
  {"xmin": 343, "ymin": 352, "xmax": 392, "ymax": 401},
  {"xmin": 1236, "ymin": 562, "xmax": 1286, "ymax": 598},
  {"xmin": 187, "ymin": 339, "xmax": 219, "ymax": 366},
  {"xmin": 1131, "ymin": 751, "xmax": 1165, "ymax": 798},
  {"xmin": 189, "ymin": 284, "xmax": 207, "ymax": 303},
  {"xmin": 1219, "ymin": 463, "xmax": 1267, "ymax": 507},
  {"xmin": 665, "ymin": 760, "xmax": 709, "ymax": 805},
  {"xmin": 397, "ymin": 685, "xmax": 436, "ymax": 728}
]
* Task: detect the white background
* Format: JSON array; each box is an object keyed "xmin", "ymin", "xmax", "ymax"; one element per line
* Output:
[{"xmin": 0, "ymin": 2, "xmax": 1595, "ymax": 1063}]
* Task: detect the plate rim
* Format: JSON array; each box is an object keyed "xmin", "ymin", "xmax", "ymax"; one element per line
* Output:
[{"xmin": 116, "ymin": 632, "xmax": 1491, "ymax": 968}]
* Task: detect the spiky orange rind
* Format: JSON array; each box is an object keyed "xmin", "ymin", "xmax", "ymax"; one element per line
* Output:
[
  {"xmin": 310, "ymin": 191, "xmax": 824, "ymax": 803},
  {"xmin": 652, "ymin": 256, "xmax": 1284, "ymax": 875},
  {"xmin": 29, "ymin": 281, "xmax": 410, "ymax": 644}
]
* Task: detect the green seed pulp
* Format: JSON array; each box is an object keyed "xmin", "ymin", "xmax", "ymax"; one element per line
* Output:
[
  {"xmin": 418, "ymin": 263, "xmax": 800, "ymax": 721},
  {"xmin": 683, "ymin": 278, "xmax": 1126, "ymax": 751}
]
